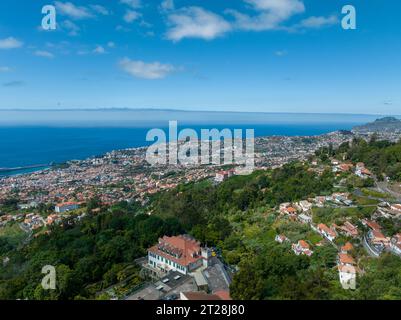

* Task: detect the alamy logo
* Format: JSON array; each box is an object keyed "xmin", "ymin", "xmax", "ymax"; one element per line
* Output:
[
  {"xmin": 146, "ymin": 121, "xmax": 254, "ymax": 172},
  {"xmin": 342, "ymin": 5, "xmax": 356, "ymax": 30},
  {"xmin": 41, "ymin": 5, "xmax": 57, "ymax": 30},
  {"xmin": 41, "ymin": 265, "xmax": 56, "ymax": 290}
]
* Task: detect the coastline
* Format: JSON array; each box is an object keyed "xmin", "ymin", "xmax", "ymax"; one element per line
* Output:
[
  {"xmin": 0, "ymin": 127, "xmax": 344, "ymax": 178},
  {"xmin": 1, "ymin": 115, "xmax": 399, "ymax": 179}
]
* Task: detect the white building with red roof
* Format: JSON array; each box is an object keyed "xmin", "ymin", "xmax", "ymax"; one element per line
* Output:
[
  {"xmin": 317, "ymin": 223, "xmax": 337, "ymax": 241},
  {"xmin": 148, "ymin": 235, "xmax": 208, "ymax": 275},
  {"xmin": 215, "ymin": 169, "xmax": 235, "ymax": 182},
  {"xmin": 275, "ymin": 234, "xmax": 289, "ymax": 244},
  {"xmin": 292, "ymin": 240, "xmax": 313, "ymax": 256},
  {"xmin": 55, "ymin": 201, "xmax": 80, "ymax": 213},
  {"xmin": 338, "ymin": 265, "xmax": 357, "ymax": 290},
  {"xmin": 338, "ymin": 253, "xmax": 356, "ymax": 267},
  {"xmin": 338, "ymin": 221, "xmax": 359, "ymax": 238}
]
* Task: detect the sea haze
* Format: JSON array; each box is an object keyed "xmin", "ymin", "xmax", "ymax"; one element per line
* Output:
[{"xmin": 0, "ymin": 109, "xmax": 391, "ymax": 173}]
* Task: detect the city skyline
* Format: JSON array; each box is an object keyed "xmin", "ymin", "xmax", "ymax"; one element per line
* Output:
[{"xmin": 0, "ymin": 0, "xmax": 400, "ymax": 114}]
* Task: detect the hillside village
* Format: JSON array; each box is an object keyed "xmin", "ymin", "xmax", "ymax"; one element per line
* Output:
[
  {"xmin": 274, "ymin": 157, "xmax": 401, "ymax": 289},
  {"xmin": 1, "ymin": 126, "xmax": 401, "ymax": 299}
]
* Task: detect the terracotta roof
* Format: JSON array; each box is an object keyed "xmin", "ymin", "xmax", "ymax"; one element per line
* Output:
[
  {"xmin": 338, "ymin": 265, "xmax": 357, "ymax": 274},
  {"xmin": 371, "ymin": 230, "xmax": 387, "ymax": 240},
  {"xmin": 298, "ymin": 240, "xmax": 310, "ymax": 249},
  {"xmin": 341, "ymin": 242, "xmax": 354, "ymax": 252},
  {"xmin": 318, "ymin": 223, "xmax": 336, "ymax": 237},
  {"xmin": 148, "ymin": 235, "xmax": 202, "ymax": 267},
  {"xmin": 361, "ymin": 168, "xmax": 372, "ymax": 175},
  {"xmin": 339, "ymin": 253, "xmax": 356, "ymax": 265},
  {"xmin": 365, "ymin": 220, "xmax": 381, "ymax": 231}
]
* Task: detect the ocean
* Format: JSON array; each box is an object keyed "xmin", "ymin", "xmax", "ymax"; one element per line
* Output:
[{"xmin": 0, "ymin": 110, "xmax": 387, "ymax": 176}]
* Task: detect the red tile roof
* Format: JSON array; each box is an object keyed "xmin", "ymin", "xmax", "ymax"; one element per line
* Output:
[
  {"xmin": 298, "ymin": 240, "xmax": 310, "ymax": 250},
  {"xmin": 341, "ymin": 242, "xmax": 354, "ymax": 252},
  {"xmin": 339, "ymin": 253, "xmax": 356, "ymax": 265},
  {"xmin": 318, "ymin": 223, "xmax": 336, "ymax": 237},
  {"xmin": 148, "ymin": 235, "xmax": 202, "ymax": 267},
  {"xmin": 365, "ymin": 220, "xmax": 381, "ymax": 231}
]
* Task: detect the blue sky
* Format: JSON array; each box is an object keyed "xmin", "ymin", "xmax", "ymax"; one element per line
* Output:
[{"xmin": 0, "ymin": 0, "xmax": 400, "ymax": 114}]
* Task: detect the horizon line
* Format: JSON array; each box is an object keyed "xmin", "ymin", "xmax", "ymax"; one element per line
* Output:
[{"xmin": 0, "ymin": 107, "xmax": 400, "ymax": 117}]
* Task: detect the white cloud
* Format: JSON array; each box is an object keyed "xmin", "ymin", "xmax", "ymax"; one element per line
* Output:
[
  {"xmin": 166, "ymin": 7, "xmax": 232, "ymax": 42},
  {"xmin": 93, "ymin": 45, "xmax": 106, "ymax": 54},
  {"xmin": 90, "ymin": 4, "xmax": 110, "ymax": 16},
  {"xmin": 275, "ymin": 50, "xmax": 287, "ymax": 56},
  {"xmin": 228, "ymin": 0, "xmax": 305, "ymax": 31},
  {"xmin": 116, "ymin": 25, "xmax": 131, "ymax": 32},
  {"xmin": 107, "ymin": 41, "xmax": 115, "ymax": 48},
  {"xmin": 0, "ymin": 66, "xmax": 11, "ymax": 72},
  {"xmin": 34, "ymin": 50, "xmax": 55, "ymax": 58},
  {"xmin": 77, "ymin": 50, "xmax": 89, "ymax": 55},
  {"xmin": 0, "ymin": 37, "xmax": 23, "ymax": 49},
  {"xmin": 61, "ymin": 20, "xmax": 80, "ymax": 36},
  {"xmin": 124, "ymin": 10, "xmax": 142, "ymax": 23},
  {"xmin": 119, "ymin": 58, "xmax": 176, "ymax": 79},
  {"xmin": 55, "ymin": 1, "xmax": 94, "ymax": 20},
  {"xmin": 161, "ymin": 0, "xmax": 175, "ymax": 11},
  {"xmin": 120, "ymin": 0, "xmax": 142, "ymax": 9},
  {"xmin": 244, "ymin": 0, "xmax": 305, "ymax": 18},
  {"xmin": 297, "ymin": 15, "xmax": 338, "ymax": 29}
]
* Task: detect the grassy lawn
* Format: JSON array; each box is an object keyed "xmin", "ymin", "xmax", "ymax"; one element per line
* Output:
[
  {"xmin": 361, "ymin": 188, "xmax": 394, "ymax": 200},
  {"xmin": 305, "ymin": 232, "xmax": 323, "ymax": 245},
  {"xmin": 351, "ymin": 195, "xmax": 380, "ymax": 206},
  {"xmin": 312, "ymin": 206, "xmax": 375, "ymax": 225}
]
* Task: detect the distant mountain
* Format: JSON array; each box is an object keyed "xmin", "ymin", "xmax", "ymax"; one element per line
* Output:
[{"xmin": 353, "ymin": 116, "xmax": 401, "ymax": 133}]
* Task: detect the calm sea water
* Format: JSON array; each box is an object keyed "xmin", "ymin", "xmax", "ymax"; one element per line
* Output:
[{"xmin": 0, "ymin": 110, "xmax": 386, "ymax": 176}]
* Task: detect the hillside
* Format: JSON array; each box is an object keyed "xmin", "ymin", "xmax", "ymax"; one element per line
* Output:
[{"xmin": 353, "ymin": 117, "xmax": 401, "ymax": 133}]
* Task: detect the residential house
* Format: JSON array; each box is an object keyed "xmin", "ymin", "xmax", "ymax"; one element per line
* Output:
[
  {"xmin": 46, "ymin": 214, "xmax": 61, "ymax": 225},
  {"xmin": 338, "ymin": 253, "xmax": 356, "ymax": 267},
  {"xmin": 314, "ymin": 196, "xmax": 326, "ymax": 207},
  {"xmin": 275, "ymin": 234, "xmax": 289, "ymax": 244},
  {"xmin": 338, "ymin": 221, "xmax": 359, "ymax": 238},
  {"xmin": 292, "ymin": 240, "xmax": 313, "ymax": 256},
  {"xmin": 370, "ymin": 230, "xmax": 390, "ymax": 247},
  {"xmin": 355, "ymin": 162, "xmax": 372, "ymax": 179},
  {"xmin": 317, "ymin": 223, "xmax": 337, "ymax": 241},
  {"xmin": 390, "ymin": 204, "xmax": 401, "ymax": 214},
  {"xmin": 338, "ymin": 265, "xmax": 357, "ymax": 290},
  {"xmin": 338, "ymin": 163, "xmax": 353, "ymax": 173},
  {"xmin": 390, "ymin": 240, "xmax": 401, "ymax": 256},
  {"xmin": 341, "ymin": 242, "xmax": 354, "ymax": 254},
  {"xmin": 298, "ymin": 200, "xmax": 313, "ymax": 212},
  {"xmin": 148, "ymin": 235, "xmax": 210, "ymax": 275},
  {"xmin": 55, "ymin": 202, "xmax": 80, "ymax": 213},
  {"xmin": 390, "ymin": 233, "xmax": 401, "ymax": 255},
  {"xmin": 282, "ymin": 206, "xmax": 297, "ymax": 216},
  {"xmin": 298, "ymin": 214, "xmax": 312, "ymax": 224},
  {"xmin": 215, "ymin": 169, "xmax": 235, "ymax": 182},
  {"xmin": 363, "ymin": 219, "xmax": 382, "ymax": 231}
]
